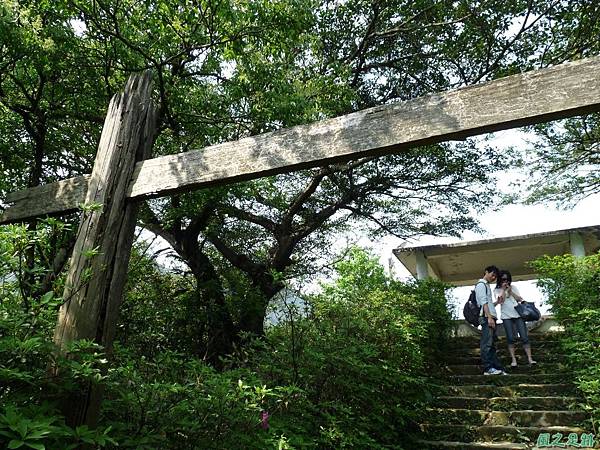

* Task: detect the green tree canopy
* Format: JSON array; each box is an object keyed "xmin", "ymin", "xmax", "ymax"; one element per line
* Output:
[
  {"xmin": 517, "ymin": 114, "xmax": 600, "ymax": 206},
  {"xmin": 2, "ymin": 0, "xmax": 600, "ymax": 360}
]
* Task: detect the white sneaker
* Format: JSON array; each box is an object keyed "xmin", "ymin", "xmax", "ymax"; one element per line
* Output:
[
  {"xmin": 499, "ymin": 370, "xmax": 509, "ymax": 375},
  {"xmin": 484, "ymin": 368, "xmax": 501, "ymax": 375}
]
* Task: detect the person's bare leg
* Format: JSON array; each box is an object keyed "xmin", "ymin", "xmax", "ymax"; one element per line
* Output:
[
  {"xmin": 508, "ymin": 344, "xmax": 517, "ymax": 366},
  {"xmin": 524, "ymin": 344, "xmax": 535, "ymax": 364}
]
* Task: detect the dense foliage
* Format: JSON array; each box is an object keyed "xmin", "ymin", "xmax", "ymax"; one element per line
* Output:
[
  {"xmin": 0, "ymin": 224, "xmax": 118, "ymax": 449},
  {"xmin": 1, "ymin": 226, "xmax": 452, "ymax": 449},
  {"xmin": 532, "ymin": 253, "xmax": 600, "ymax": 429}
]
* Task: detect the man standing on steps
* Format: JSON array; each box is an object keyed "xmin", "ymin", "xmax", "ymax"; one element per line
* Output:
[{"xmin": 476, "ymin": 265, "xmax": 507, "ymax": 375}]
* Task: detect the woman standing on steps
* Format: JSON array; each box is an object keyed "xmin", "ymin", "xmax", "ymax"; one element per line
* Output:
[{"xmin": 495, "ymin": 270, "xmax": 536, "ymax": 367}]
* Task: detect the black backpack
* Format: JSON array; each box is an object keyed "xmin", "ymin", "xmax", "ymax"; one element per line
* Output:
[{"xmin": 463, "ymin": 281, "xmax": 487, "ymax": 327}]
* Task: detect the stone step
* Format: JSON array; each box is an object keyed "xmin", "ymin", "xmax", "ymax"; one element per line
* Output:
[
  {"xmin": 423, "ymin": 409, "xmax": 589, "ymax": 427},
  {"xmin": 446, "ymin": 341, "xmax": 563, "ymax": 351},
  {"xmin": 418, "ymin": 423, "xmax": 586, "ymax": 443},
  {"xmin": 448, "ymin": 373, "xmax": 570, "ymax": 385},
  {"xmin": 445, "ymin": 384, "xmax": 577, "ymax": 398},
  {"xmin": 444, "ymin": 351, "xmax": 564, "ymax": 363},
  {"xmin": 436, "ymin": 396, "xmax": 582, "ymax": 411},
  {"xmin": 445, "ymin": 355, "xmax": 567, "ymax": 365},
  {"xmin": 449, "ymin": 333, "xmax": 564, "ymax": 345},
  {"xmin": 446, "ymin": 341, "xmax": 565, "ymax": 356},
  {"xmin": 445, "ymin": 363, "xmax": 566, "ymax": 375}
]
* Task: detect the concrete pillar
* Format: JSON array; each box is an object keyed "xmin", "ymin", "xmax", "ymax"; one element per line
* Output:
[
  {"xmin": 415, "ymin": 251, "xmax": 429, "ymax": 279},
  {"xmin": 569, "ymin": 232, "xmax": 585, "ymax": 257}
]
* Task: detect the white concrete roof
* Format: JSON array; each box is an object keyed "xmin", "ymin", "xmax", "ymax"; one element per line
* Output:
[{"xmin": 393, "ymin": 225, "xmax": 600, "ymax": 286}]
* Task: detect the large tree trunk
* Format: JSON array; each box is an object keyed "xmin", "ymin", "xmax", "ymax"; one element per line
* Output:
[
  {"xmin": 184, "ymin": 244, "xmax": 237, "ymax": 365},
  {"xmin": 52, "ymin": 72, "xmax": 158, "ymax": 428},
  {"xmin": 237, "ymin": 299, "xmax": 269, "ymax": 337},
  {"xmin": 238, "ymin": 274, "xmax": 284, "ymax": 337}
]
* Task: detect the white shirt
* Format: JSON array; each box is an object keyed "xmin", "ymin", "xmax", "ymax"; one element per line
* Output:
[{"xmin": 494, "ymin": 284, "xmax": 522, "ymax": 319}]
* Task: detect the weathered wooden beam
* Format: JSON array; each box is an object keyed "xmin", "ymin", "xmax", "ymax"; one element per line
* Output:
[
  {"xmin": 2, "ymin": 56, "xmax": 600, "ymax": 224},
  {"xmin": 1, "ymin": 175, "xmax": 91, "ymax": 223},
  {"xmin": 129, "ymin": 56, "xmax": 600, "ymax": 199},
  {"xmin": 52, "ymin": 71, "xmax": 158, "ymax": 428}
]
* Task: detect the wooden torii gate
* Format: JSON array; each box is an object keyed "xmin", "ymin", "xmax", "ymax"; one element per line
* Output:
[{"xmin": 2, "ymin": 57, "xmax": 600, "ymax": 428}]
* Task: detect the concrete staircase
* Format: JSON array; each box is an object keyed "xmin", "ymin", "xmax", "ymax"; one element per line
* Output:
[{"xmin": 416, "ymin": 332, "xmax": 596, "ymax": 449}]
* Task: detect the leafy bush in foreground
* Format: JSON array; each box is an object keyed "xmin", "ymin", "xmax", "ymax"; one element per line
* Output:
[
  {"xmin": 532, "ymin": 253, "xmax": 600, "ymax": 429},
  {"xmin": 1, "ymin": 226, "xmax": 452, "ymax": 449}
]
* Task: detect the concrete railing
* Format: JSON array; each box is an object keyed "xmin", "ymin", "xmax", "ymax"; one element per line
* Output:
[{"xmin": 450, "ymin": 316, "xmax": 564, "ymax": 337}]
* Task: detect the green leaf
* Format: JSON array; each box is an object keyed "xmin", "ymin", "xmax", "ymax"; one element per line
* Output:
[
  {"xmin": 39, "ymin": 291, "xmax": 54, "ymax": 304},
  {"xmin": 25, "ymin": 429, "xmax": 51, "ymax": 439},
  {"xmin": 16, "ymin": 421, "xmax": 28, "ymax": 439},
  {"xmin": 25, "ymin": 443, "xmax": 45, "ymax": 450},
  {"xmin": 8, "ymin": 440, "xmax": 25, "ymax": 449}
]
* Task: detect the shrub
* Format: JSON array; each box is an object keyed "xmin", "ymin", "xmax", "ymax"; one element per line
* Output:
[
  {"xmin": 532, "ymin": 253, "xmax": 600, "ymax": 429},
  {"xmin": 0, "ymin": 224, "xmax": 120, "ymax": 449},
  {"xmin": 241, "ymin": 247, "xmax": 453, "ymax": 448},
  {"xmin": 2, "ymin": 225, "xmax": 453, "ymax": 449},
  {"xmin": 101, "ymin": 347, "xmax": 289, "ymax": 449}
]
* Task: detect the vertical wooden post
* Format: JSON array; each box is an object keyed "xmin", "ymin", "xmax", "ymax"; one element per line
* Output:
[{"xmin": 53, "ymin": 71, "xmax": 158, "ymax": 428}]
